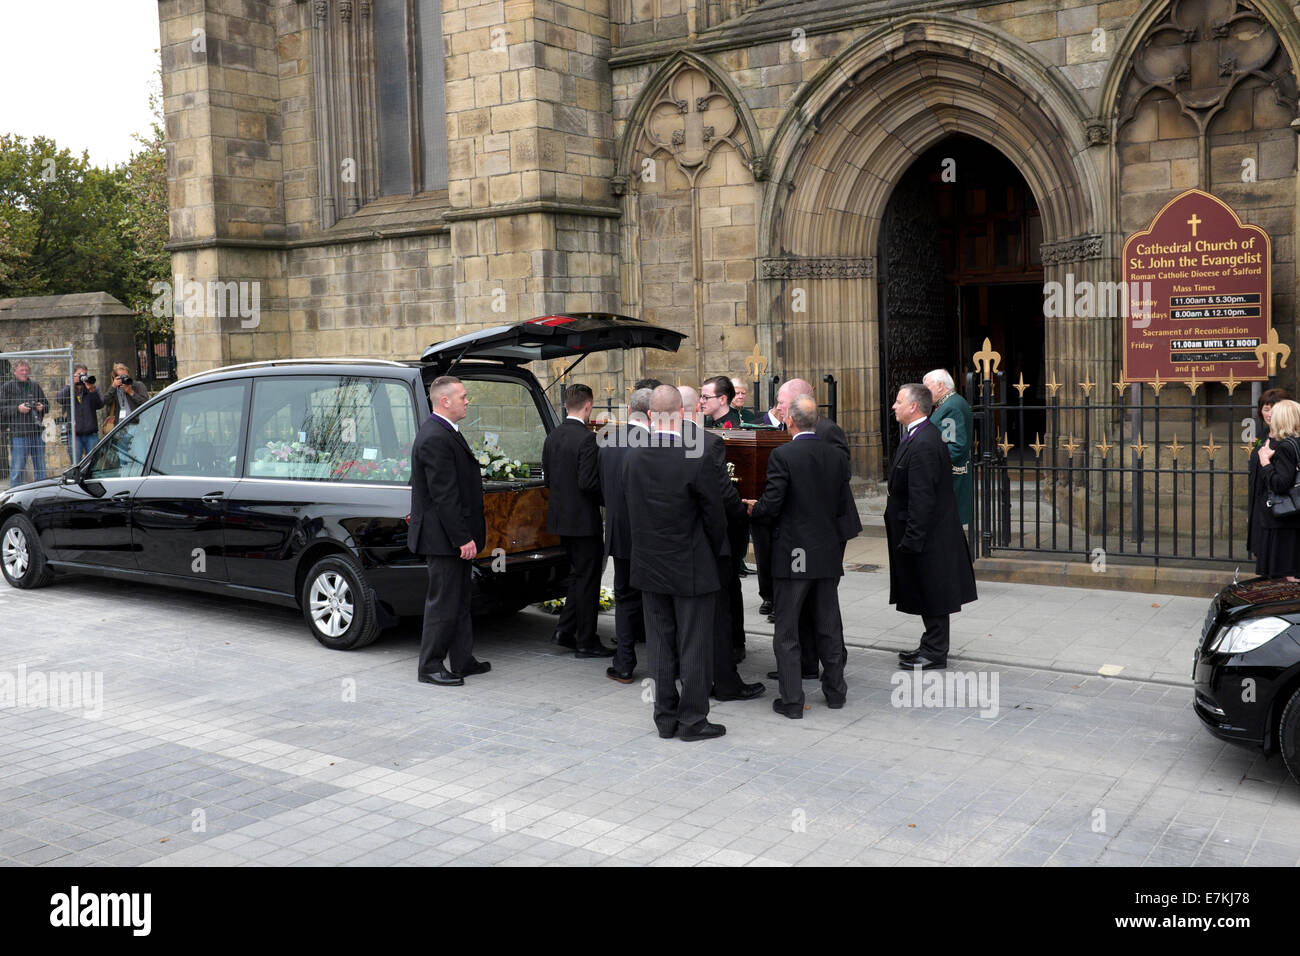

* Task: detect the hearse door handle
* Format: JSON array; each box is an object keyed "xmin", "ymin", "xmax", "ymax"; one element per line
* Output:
[
  {"xmin": 201, "ymin": 491, "xmax": 226, "ymax": 504},
  {"xmin": 111, "ymin": 490, "xmax": 131, "ymax": 499}
]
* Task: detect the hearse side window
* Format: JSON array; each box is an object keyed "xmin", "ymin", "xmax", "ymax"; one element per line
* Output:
[
  {"xmin": 84, "ymin": 401, "xmax": 165, "ymax": 480},
  {"xmin": 458, "ymin": 378, "xmax": 547, "ymax": 476},
  {"xmin": 151, "ymin": 382, "xmax": 248, "ymax": 478},
  {"xmin": 243, "ymin": 375, "xmax": 418, "ymax": 483}
]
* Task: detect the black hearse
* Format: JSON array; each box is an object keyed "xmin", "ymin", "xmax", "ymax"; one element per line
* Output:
[
  {"xmin": 0, "ymin": 314, "xmax": 683, "ymax": 650},
  {"xmin": 1194, "ymin": 577, "xmax": 1300, "ymax": 784}
]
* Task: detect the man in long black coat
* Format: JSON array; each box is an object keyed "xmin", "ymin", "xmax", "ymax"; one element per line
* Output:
[
  {"xmin": 543, "ymin": 383, "xmax": 612, "ymax": 658},
  {"xmin": 624, "ymin": 386, "xmax": 728, "ymax": 741},
  {"xmin": 597, "ymin": 387, "xmax": 652, "ymax": 681},
  {"xmin": 408, "ymin": 376, "xmax": 490, "ymax": 686},
  {"xmin": 748, "ymin": 396, "xmax": 861, "ymax": 716},
  {"xmin": 886, "ymin": 383, "xmax": 978, "ymax": 670}
]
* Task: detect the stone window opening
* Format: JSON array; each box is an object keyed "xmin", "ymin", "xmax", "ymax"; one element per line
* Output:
[{"xmin": 307, "ymin": 0, "xmax": 449, "ymax": 229}]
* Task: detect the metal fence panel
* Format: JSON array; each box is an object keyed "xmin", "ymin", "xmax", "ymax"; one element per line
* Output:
[{"xmin": 0, "ymin": 348, "xmax": 77, "ymax": 490}]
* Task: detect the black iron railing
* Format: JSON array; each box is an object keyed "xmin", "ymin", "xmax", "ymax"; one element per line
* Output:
[{"xmin": 970, "ymin": 368, "xmax": 1256, "ymax": 566}]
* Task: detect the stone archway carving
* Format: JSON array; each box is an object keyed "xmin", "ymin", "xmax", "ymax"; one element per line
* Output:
[
  {"xmin": 758, "ymin": 18, "xmax": 1105, "ymax": 476},
  {"xmin": 1116, "ymin": 0, "xmax": 1300, "ymax": 188}
]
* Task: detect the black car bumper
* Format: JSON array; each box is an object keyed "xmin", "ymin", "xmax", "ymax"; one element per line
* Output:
[
  {"xmin": 366, "ymin": 546, "xmax": 571, "ymax": 617},
  {"xmin": 1192, "ymin": 640, "xmax": 1300, "ymax": 753}
]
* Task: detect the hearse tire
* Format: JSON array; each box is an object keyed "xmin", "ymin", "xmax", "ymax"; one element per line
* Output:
[
  {"xmin": 300, "ymin": 553, "xmax": 381, "ymax": 650},
  {"xmin": 1, "ymin": 514, "xmax": 53, "ymax": 589}
]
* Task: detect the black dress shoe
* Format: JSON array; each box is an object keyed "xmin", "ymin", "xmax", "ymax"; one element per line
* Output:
[
  {"xmin": 679, "ymin": 721, "xmax": 726, "ymax": 741},
  {"xmin": 552, "ymin": 632, "xmax": 577, "ymax": 649},
  {"xmin": 902, "ymin": 655, "xmax": 946, "ymax": 670},
  {"xmin": 418, "ymin": 669, "xmax": 464, "ymax": 687},
  {"xmin": 767, "ymin": 669, "xmax": 819, "ymax": 681},
  {"xmin": 576, "ymin": 644, "xmax": 615, "ymax": 658},
  {"xmin": 826, "ymin": 697, "xmax": 845, "ymax": 710},
  {"xmin": 772, "ymin": 698, "xmax": 803, "ymax": 719},
  {"xmin": 713, "ymin": 682, "xmax": 765, "ymax": 701},
  {"xmin": 657, "ymin": 724, "xmax": 677, "ymax": 739},
  {"xmin": 766, "ymin": 613, "xmax": 776, "ymax": 624},
  {"xmin": 737, "ymin": 565, "xmax": 748, "ymax": 577},
  {"xmin": 606, "ymin": 666, "xmax": 635, "ymax": 684},
  {"xmin": 456, "ymin": 659, "xmax": 491, "ymax": 677},
  {"xmin": 759, "ymin": 601, "xmax": 772, "ymax": 616},
  {"xmin": 898, "ymin": 648, "xmax": 922, "ymax": 664}
]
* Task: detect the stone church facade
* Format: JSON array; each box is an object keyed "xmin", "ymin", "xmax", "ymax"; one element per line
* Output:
[{"xmin": 158, "ymin": 0, "xmax": 1300, "ymax": 477}]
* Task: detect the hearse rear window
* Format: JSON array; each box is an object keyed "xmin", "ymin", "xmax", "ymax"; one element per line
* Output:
[{"xmin": 244, "ymin": 375, "xmax": 418, "ymax": 482}]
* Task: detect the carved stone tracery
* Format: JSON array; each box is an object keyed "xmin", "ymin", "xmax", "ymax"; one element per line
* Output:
[
  {"xmin": 1117, "ymin": 0, "xmax": 1299, "ymax": 185},
  {"xmin": 637, "ymin": 66, "xmax": 752, "ymax": 186}
]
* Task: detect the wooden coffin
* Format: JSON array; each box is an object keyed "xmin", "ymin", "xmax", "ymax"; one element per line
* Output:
[
  {"xmin": 483, "ymin": 485, "xmax": 561, "ymax": 554},
  {"xmin": 712, "ymin": 427, "xmax": 790, "ymax": 499}
]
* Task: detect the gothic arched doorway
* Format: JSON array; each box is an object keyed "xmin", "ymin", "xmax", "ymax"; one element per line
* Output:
[{"xmin": 878, "ymin": 135, "xmax": 1046, "ymax": 460}]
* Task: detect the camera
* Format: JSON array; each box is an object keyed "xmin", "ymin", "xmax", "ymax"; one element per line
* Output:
[
  {"xmin": 77, "ymin": 373, "xmax": 96, "ymax": 385},
  {"xmin": 118, "ymin": 374, "xmax": 132, "ymax": 387}
]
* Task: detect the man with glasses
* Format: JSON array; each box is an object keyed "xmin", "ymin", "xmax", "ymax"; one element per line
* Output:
[{"xmin": 700, "ymin": 376, "xmax": 743, "ymax": 429}]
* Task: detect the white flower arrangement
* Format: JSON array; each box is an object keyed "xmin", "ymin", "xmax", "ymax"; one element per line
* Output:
[{"xmin": 473, "ymin": 437, "xmax": 530, "ymax": 480}]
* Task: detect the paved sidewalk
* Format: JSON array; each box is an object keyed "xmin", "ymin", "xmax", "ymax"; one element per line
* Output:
[
  {"xmin": 717, "ymin": 536, "xmax": 1205, "ymax": 686},
  {"xmin": 0, "ymin": 562, "xmax": 1292, "ymax": 868}
]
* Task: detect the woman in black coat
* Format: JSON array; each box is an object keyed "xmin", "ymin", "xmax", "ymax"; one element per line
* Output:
[
  {"xmin": 1248, "ymin": 387, "xmax": 1290, "ymax": 560},
  {"xmin": 1255, "ymin": 399, "xmax": 1300, "ymax": 580}
]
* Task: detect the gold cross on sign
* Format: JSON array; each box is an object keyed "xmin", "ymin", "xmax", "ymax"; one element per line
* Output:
[{"xmin": 1187, "ymin": 213, "xmax": 1202, "ymax": 236}]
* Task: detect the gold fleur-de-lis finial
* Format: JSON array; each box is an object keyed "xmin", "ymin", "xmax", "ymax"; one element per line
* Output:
[
  {"xmin": 1045, "ymin": 370, "xmax": 1063, "ymax": 398},
  {"xmin": 1012, "ymin": 372, "xmax": 1030, "ymax": 398},
  {"xmin": 744, "ymin": 343, "xmax": 768, "ymax": 380},
  {"xmin": 1095, "ymin": 436, "xmax": 1113, "ymax": 459},
  {"xmin": 1255, "ymin": 327, "xmax": 1291, "ymax": 376},
  {"xmin": 1029, "ymin": 432, "xmax": 1046, "ymax": 458},
  {"xmin": 1061, "ymin": 434, "xmax": 1080, "ymax": 458},
  {"xmin": 1203, "ymin": 435, "xmax": 1220, "ymax": 460},
  {"xmin": 1167, "ymin": 433, "xmax": 1184, "ymax": 461},
  {"xmin": 1150, "ymin": 371, "xmax": 1165, "ymax": 396},
  {"xmin": 1185, "ymin": 368, "xmax": 1201, "ymax": 396},
  {"xmin": 1241, "ymin": 437, "xmax": 1257, "ymax": 457},
  {"xmin": 605, "ymin": 385, "xmax": 616, "ymax": 396},
  {"xmin": 1079, "ymin": 376, "xmax": 1096, "ymax": 398},
  {"xmin": 1222, "ymin": 369, "xmax": 1240, "ymax": 395},
  {"xmin": 1113, "ymin": 375, "xmax": 1129, "ymax": 396},
  {"xmin": 973, "ymin": 338, "xmax": 1001, "ymax": 379},
  {"xmin": 1131, "ymin": 435, "xmax": 1149, "ymax": 459},
  {"xmin": 997, "ymin": 432, "xmax": 1014, "ymax": 457}
]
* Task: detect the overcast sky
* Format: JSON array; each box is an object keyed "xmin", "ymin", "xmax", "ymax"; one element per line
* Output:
[{"xmin": 0, "ymin": 0, "xmax": 163, "ymax": 168}]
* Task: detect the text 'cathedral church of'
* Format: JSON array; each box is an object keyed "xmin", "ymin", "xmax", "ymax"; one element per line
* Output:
[{"xmin": 158, "ymin": 0, "xmax": 1300, "ymax": 477}]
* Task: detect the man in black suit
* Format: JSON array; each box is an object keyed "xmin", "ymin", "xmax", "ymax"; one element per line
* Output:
[
  {"xmin": 598, "ymin": 387, "xmax": 653, "ymax": 682},
  {"xmin": 624, "ymin": 386, "xmax": 728, "ymax": 741},
  {"xmin": 747, "ymin": 397, "xmax": 860, "ymax": 717},
  {"xmin": 759, "ymin": 378, "xmax": 853, "ymax": 676},
  {"xmin": 886, "ymin": 383, "xmax": 978, "ymax": 670},
  {"xmin": 543, "ymin": 383, "xmax": 613, "ymax": 658},
  {"xmin": 679, "ymin": 385, "xmax": 764, "ymax": 704},
  {"xmin": 408, "ymin": 376, "xmax": 490, "ymax": 686}
]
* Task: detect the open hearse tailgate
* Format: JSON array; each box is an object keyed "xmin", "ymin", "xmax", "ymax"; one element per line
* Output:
[{"xmin": 420, "ymin": 313, "xmax": 685, "ymax": 367}]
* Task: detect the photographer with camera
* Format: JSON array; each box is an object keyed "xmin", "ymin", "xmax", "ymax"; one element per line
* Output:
[
  {"xmin": 1, "ymin": 359, "xmax": 50, "ymax": 486},
  {"xmin": 55, "ymin": 364, "xmax": 105, "ymax": 462},
  {"xmin": 101, "ymin": 362, "xmax": 150, "ymax": 432}
]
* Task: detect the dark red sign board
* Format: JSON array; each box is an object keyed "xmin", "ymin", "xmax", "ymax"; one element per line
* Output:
[{"xmin": 1123, "ymin": 189, "xmax": 1270, "ymax": 382}]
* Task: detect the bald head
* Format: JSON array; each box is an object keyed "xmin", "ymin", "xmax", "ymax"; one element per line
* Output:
[
  {"xmin": 649, "ymin": 384, "xmax": 684, "ymax": 434},
  {"xmin": 789, "ymin": 395, "xmax": 819, "ymax": 433}
]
